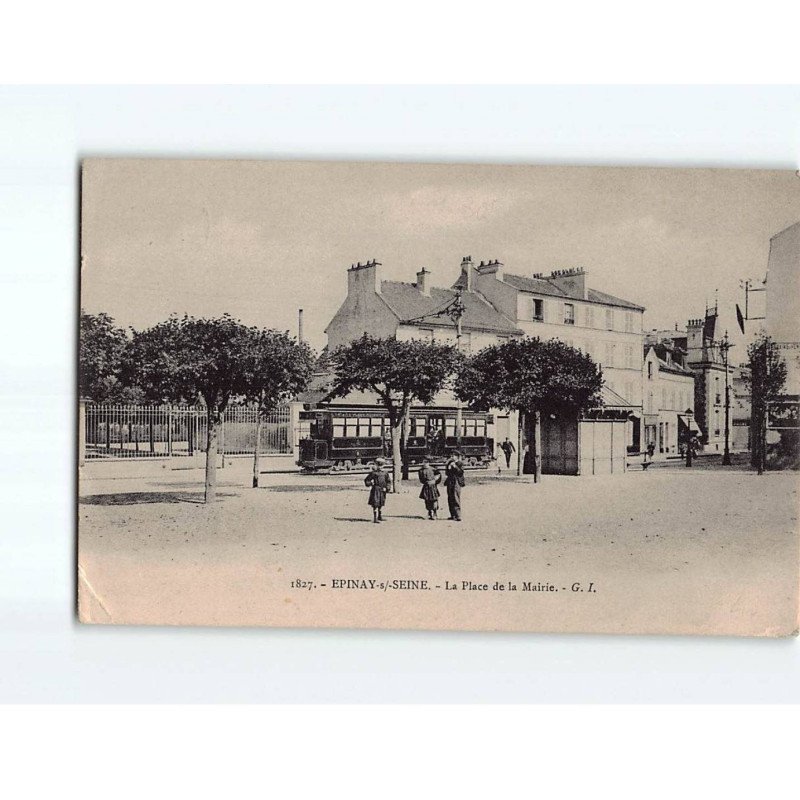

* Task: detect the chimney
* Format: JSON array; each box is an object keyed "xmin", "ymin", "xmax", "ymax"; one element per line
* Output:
[
  {"xmin": 476, "ymin": 258, "xmax": 504, "ymax": 281},
  {"xmin": 347, "ymin": 258, "xmax": 383, "ymax": 297},
  {"xmin": 460, "ymin": 255, "xmax": 474, "ymax": 292},
  {"xmin": 416, "ymin": 267, "xmax": 431, "ymax": 296},
  {"xmin": 298, "ymin": 309, "xmax": 304, "ymax": 343},
  {"xmin": 547, "ymin": 267, "xmax": 587, "ymax": 300}
]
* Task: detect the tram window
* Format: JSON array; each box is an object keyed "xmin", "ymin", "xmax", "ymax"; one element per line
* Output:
[
  {"xmin": 477, "ymin": 419, "xmax": 487, "ymax": 437},
  {"xmin": 445, "ymin": 419, "xmax": 456, "ymax": 436},
  {"xmin": 358, "ymin": 417, "xmax": 371, "ymax": 436},
  {"xmin": 332, "ymin": 417, "xmax": 346, "ymax": 438},
  {"xmin": 412, "ymin": 417, "xmax": 425, "ymax": 436}
]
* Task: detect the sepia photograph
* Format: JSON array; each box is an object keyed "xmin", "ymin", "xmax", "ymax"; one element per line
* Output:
[{"xmin": 78, "ymin": 158, "xmax": 800, "ymax": 636}]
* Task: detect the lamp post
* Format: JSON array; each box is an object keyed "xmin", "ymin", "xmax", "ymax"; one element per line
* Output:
[
  {"xmin": 685, "ymin": 407, "xmax": 694, "ymax": 468},
  {"xmin": 720, "ymin": 331, "xmax": 733, "ymax": 466},
  {"xmin": 446, "ymin": 291, "xmax": 466, "ymax": 445}
]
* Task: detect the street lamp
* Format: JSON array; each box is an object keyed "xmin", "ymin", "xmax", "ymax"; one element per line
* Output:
[
  {"xmin": 720, "ymin": 331, "xmax": 732, "ymax": 466},
  {"xmin": 446, "ymin": 291, "xmax": 466, "ymax": 444},
  {"xmin": 685, "ymin": 408, "xmax": 694, "ymax": 468}
]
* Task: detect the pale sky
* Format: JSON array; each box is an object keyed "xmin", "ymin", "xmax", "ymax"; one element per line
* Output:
[{"xmin": 81, "ymin": 159, "xmax": 800, "ymax": 362}]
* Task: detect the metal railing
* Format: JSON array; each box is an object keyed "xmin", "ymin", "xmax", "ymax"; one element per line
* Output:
[{"xmin": 83, "ymin": 404, "xmax": 292, "ymax": 460}]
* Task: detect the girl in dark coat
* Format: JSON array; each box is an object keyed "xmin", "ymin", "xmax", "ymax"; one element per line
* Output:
[
  {"xmin": 417, "ymin": 457, "xmax": 442, "ymax": 520},
  {"xmin": 364, "ymin": 458, "xmax": 392, "ymax": 523}
]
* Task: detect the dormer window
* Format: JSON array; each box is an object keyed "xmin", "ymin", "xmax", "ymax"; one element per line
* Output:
[{"xmin": 564, "ymin": 303, "xmax": 575, "ymax": 325}]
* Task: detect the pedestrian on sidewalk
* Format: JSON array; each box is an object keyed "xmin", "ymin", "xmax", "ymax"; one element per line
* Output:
[
  {"xmin": 364, "ymin": 458, "xmax": 392, "ymax": 523},
  {"xmin": 444, "ymin": 452, "xmax": 465, "ymax": 522},
  {"xmin": 499, "ymin": 437, "xmax": 516, "ymax": 469},
  {"xmin": 418, "ymin": 456, "xmax": 442, "ymax": 520}
]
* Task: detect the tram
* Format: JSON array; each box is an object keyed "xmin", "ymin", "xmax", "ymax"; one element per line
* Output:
[{"xmin": 297, "ymin": 406, "xmax": 495, "ymax": 472}]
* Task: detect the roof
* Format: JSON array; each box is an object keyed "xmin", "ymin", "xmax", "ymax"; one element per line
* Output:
[
  {"xmin": 503, "ymin": 273, "xmax": 570, "ymax": 297},
  {"xmin": 655, "ymin": 356, "xmax": 694, "ymax": 377},
  {"xmin": 502, "ymin": 272, "xmax": 644, "ymax": 310},
  {"xmin": 380, "ymin": 281, "xmax": 522, "ymax": 335},
  {"xmin": 586, "ymin": 288, "xmax": 644, "ymax": 311}
]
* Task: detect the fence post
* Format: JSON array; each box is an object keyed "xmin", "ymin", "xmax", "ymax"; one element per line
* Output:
[
  {"xmin": 78, "ymin": 399, "xmax": 87, "ymax": 467},
  {"xmin": 167, "ymin": 406, "xmax": 173, "ymax": 457},
  {"xmin": 220, "ymin": 411, "xmax": 225, "ymax": 469},
  {"xmin": 149, "ymin": 413, "xmax": 154, "ymax": 454}
]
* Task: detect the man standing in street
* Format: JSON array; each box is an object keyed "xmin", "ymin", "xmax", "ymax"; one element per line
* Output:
[
  {"xmin": 499, "ymin": 437, "xmax": 516, "ymax": 469},
  {"xmin": 444, "ymin": 451, "xmax": 465, "ymax": 522}
]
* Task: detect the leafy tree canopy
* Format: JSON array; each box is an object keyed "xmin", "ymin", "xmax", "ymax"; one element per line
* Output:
[
  {"xmin": 125, "ymin": 314, "xmax": 253, "ymax": 411},
  {"xmin": 327, "ymin": 334, "xmax": 463, "ymax": 420},
  {"xmin": 745, "ymin": 334, "xmax": 788, "ymax": 409},
  {"xmin": 239, "ymin": 328, "xmax": 315, "ymax": 414},
  {"xmin": 79, "ymin": 311, "xmax": 142, "ymax": 402},
  {"xmin": 455, "ymin": 336, "xmax": 603, "ymax": 415}
]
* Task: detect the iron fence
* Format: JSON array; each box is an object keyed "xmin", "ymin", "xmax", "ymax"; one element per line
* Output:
[{"xmin": 83, "ymin": 404, "xmax": 292, "ymax": 460}]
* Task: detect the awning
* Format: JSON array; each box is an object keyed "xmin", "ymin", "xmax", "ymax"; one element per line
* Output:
[{"xmin": 678, "ymin": 414, "xmax": 702, "ymax": 435}]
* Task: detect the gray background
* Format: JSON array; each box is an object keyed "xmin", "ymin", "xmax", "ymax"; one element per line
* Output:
[{"xmin": 2, "ymin": 85, "xmax": 799, "ymax": 702}]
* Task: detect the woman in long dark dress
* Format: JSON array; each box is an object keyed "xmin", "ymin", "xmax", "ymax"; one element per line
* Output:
[
  {"xmin": 364, "ymin": 458, "xmax": 392, "ymax": 523},
  {"xmin": 418, "ymin": 457, "xmax": 442, "ymax": 520}
]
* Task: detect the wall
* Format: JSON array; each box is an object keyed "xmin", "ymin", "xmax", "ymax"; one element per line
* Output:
[
  {"xmin": 516, "ymin": 300, "xmax": 644, "ymax": 406},
  {"xmin": 325, "ymin": 265, "xmax": 399, "ymax": 351}
]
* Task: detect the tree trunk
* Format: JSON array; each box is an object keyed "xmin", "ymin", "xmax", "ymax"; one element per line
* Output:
[
  {"xmin": 390, "ymin": 417, "xmax": 403, "ymax": 492},
  {"xmin": 252, "ymin": 413, "xmax": 263, "ymax": 488},
  {"xmin": 205, "ymin": 410, "xmax": 221, "ymax": 503},
  {"xmin": 400, "ymin": 404, "xmax": 411, "ymax": 481},
  {"xmin": 532, "ymin": 409, "xmax": 542, "ymax": 484}
]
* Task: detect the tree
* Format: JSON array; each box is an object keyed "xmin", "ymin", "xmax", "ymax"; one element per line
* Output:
[
  {"xmin": 126, "ymin": 314, "xmax": 253, "ymax": 502},
  {"xmin": 79, "ymin": 311, "xmax": 142, "ymax": 402},
  {"xmin": 745, "ymin": 334, "xmax": 787, "ymax": 475},
  {"xmin": 327, "ymin": 334, "xmax": 462, "ymax": 490},
  {"xmin": 240, "ymin": 328, "xmax": 315, "ymax": 488},
  {"xmin": 455, "ymin": 337, "xmax": 603, "ymax": 483}
]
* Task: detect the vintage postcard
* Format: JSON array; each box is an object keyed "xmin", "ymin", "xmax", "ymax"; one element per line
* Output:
[{"xmin": 78, "ymin": 159, "xmax": 800, "ymax": 636}]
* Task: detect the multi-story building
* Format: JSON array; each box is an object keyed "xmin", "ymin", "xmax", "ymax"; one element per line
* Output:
[
  {"xmin": 657, "ymin": 309, "xmax": 732, "ymax": 453},
  {"xmin": 763, "ymin": 221, "xmax": 800, "ymax": 467},
  {"xmin": 467, "ymin": 259, "xmax": 645, "ymax": 409},
  {"xmin": 321, "ymin": 256, "xmax": 645, "ymax": 475},
  {"xmin": 641, "ymin": 333, "xmax": 697, "ymax": 460}
]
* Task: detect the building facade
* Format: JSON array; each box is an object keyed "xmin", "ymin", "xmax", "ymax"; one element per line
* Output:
[
  {"xmin": 656, "ymin": 310, "xmax": 732, "ymax": 453},
  {"xmin": 764, "ymin": 221, "xmax": 800, "ymax": 467},
  {"xmin": 321, "ymin": 256, "xmax": 645, "ymax": 475},
  {"xmin": 641, "ymin": 336, "xmax": 697, "ymax": 460}
]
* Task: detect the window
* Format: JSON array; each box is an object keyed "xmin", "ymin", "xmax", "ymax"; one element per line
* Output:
[
  {"xmin": 458, "ymin": 332, "xmax": 472, "ymax": 352},
  {"xmin": 332, "ymin": 416, "xmax": 346, "ymax": 438},
  {"xmin": 445, "ymin": 419, "xmax": 456, "ymax": 437},
  {"xmin": 605, "ymin": 309, "xmax": 614, "ymax": 330},
  {"xmin": 605, "ymin": 343, "xmax": 616, "ymax": 368},
  {"xmin": 625, "ymin": 312, "xmax": 636, "ymax": 333},
  {"xmin": 417, "ymin": 328, "xmax": 434, "ymax": 341},
  {"xmin": 647, "ymin": 361, "xmax": 653, "ymax": 379},
  {"xmin": 358, "ymin": 417, "xmax": 372, "ymax": 437},
  {"xmin": 625, "ymin": 345, "xmax": 634, "ymax": 369},
  {"xmin": 585, "ymin": 306, "xmax": 595, "ymax": 328},
  {"xmin": 532, "ymin": 298, "xmax": 544, "ymax": 321},
  {"xmin": 564, "ymin": 303, "xmax": 575, "ymax": 325}
]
